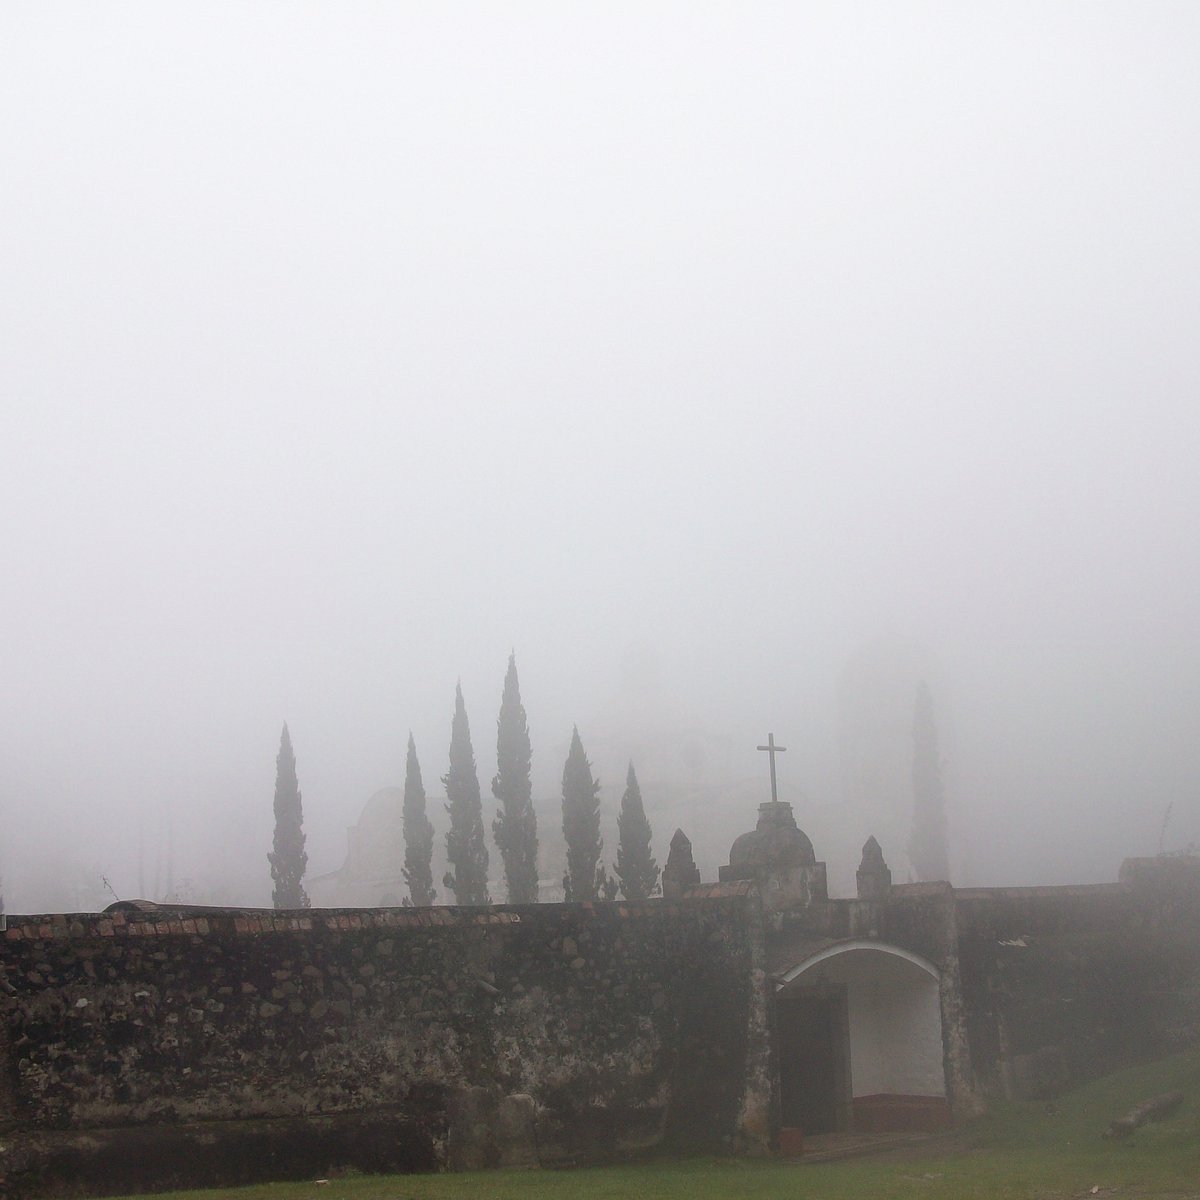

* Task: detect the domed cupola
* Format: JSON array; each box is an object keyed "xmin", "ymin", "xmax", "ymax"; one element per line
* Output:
[
  {"xmin": 727, "ymin": 801, "xmax": 817, "ymax": 872},
  {"xmin": 718, "ymin": 734, "xmax": 828, "ymax": 910}
]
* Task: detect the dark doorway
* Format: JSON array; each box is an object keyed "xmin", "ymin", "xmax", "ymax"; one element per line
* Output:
[{"xmin": 777, "ymin": 993, "xmax": 849, "ymax": 1134}]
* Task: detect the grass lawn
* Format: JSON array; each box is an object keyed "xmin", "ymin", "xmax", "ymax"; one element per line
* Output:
[{"xmin": 111, "ymin": 1047, "xmax": 1200, "ymax": 1200}]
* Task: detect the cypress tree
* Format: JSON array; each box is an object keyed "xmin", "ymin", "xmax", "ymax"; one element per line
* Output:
[
  {"xmin": 615, "ymin": 763, "xmax": 659, "ymax": 900},
  {"xmin": 442, "ymin": 683, "xmax": 491, "ymax": 905},
  {"xmin": 402, "ymin": 733, "xmax": 436, "ymax": 906},
  {"xmin": 492, "ymin": 653, "xmax": 539, "ymax": 903},
  {"xmin": 909, "ymin": 681, "xmax": 950, "ymax": 882},
  {"xmin": 268, "ymin": 723, "xmax": 309, "ymax": 909},
  {"xmin": 561, "ymin": 726, "xmax": 601, "ymax": 902}
]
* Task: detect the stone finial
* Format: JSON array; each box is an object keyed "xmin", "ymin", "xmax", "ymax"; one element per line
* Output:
[
  {"xmin": 857, "ymin": 835, "xmax": 892, "ymax": 901},
  {"xmin": 662, "ymin": 829, "xmax": 702, "ymax": 899}
]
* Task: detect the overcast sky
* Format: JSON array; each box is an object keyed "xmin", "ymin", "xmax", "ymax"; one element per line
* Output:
[{"xmin": 2, "ymin": 3, "xmax": 1198, "ymax": 909}]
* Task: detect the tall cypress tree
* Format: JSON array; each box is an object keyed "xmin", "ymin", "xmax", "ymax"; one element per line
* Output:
[
  {"xmin": 910, "ymin": 681, "xmax": 950, "ymax": 882},
  {"xmin": 561, "ymin": 726, "xmax": 601, "ymax": 902},
  {"xmin": 268, "ymin": 723, "xmax": 309, "ymax": 909},
  {"xmin": 615, "ymin": 763, "xmax": 659, "ymax": 900},
  {"xmin": 402, "ymin": 733, "xmax": 436, "ymax": 906},
  {"xmin": 442, "ymin": 683, "xmax": 491, "ymax": 905},
  {"xmin": 492, "ymin": 653, "xmax": 539, "ymax": 903}
]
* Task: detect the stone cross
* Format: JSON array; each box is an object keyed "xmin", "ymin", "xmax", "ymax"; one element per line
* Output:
[{"xmin": 757, "ymin": 732, "xmax": 786, "ymax": 804}]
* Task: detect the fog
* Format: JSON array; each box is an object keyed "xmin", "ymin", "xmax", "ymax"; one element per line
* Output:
[{"xmin": 2, "ymin": 4, "xmax": 1198, "ymax": 911}]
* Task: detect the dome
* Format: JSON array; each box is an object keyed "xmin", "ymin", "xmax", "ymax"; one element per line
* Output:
[
  {"xmin": 356, "ymin": 786, "xmax": 403, "ymax": 835},
  {"xmin": 727, "ymin": 801, "xmax": 816, "ymax": 870},
  {"xmin": 346, "ymin": 787, "xmax": 404, "ymax": 878}
]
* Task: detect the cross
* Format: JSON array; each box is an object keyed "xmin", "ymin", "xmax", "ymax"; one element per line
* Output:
[{"xmin": 757, "ymin": 733, "xmax": 787, "ymax": 804}]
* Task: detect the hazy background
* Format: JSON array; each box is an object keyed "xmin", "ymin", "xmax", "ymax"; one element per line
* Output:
[{"xmin": 2, "ymin": 3, "xmax": 1198, "ymax": 910}]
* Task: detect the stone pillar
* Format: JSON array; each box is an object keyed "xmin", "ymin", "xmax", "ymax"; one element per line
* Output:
[{"xmin": 734, "ymin": 887, "xmax": 774, "ymax": 1156}]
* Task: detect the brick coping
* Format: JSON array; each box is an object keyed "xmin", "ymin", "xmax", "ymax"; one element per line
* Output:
[{"xmin": 1, "ymin": 892, "xmax": 754, "ymax": 943}]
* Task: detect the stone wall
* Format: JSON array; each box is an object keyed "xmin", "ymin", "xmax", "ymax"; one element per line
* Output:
[
  {"xmin": 763, "ymin": 859, "xmax": 1200, "ymax": 1113},
  {"xmin": 0, "ymin": 889, "xmax": 771, "ymax": 1195},
  {"xmin": 953, "ymin": 863, "xmax": 1200, "ymax": 1100},
  {"xmin": 768, "ymin": 886, "xmax": 981, "ymax": 1116}
]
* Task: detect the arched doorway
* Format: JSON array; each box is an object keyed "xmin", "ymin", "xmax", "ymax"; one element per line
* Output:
[{"xmin": 775, "ymin": 940, "xmax": 948, "ymax": 1135}]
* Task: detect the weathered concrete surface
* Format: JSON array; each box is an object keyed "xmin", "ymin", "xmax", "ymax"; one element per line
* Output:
[{"xmin": 0, "ymin": 891, "xmax": 770, "ymax": 1195}]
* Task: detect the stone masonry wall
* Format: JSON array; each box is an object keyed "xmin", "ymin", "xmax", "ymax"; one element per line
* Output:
[
  {"xmin": 0, "ymin": 889, "xmax": 771, "ymax": 1194},
  {"xmin": 767, "ymin": 887, "xmax": 981, "ymax": 1116},
  {"xmin": 763, "ymin": 860, "xmax": 1200, "ymax": 1116},
  {"xmin": 953, "ymin": 864, "xmax": 1200, "ymax": 1100}
]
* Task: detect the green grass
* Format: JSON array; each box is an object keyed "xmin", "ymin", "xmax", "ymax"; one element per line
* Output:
[{"xmin": 112, "ymin": 1047, "xmax": 1200, "ymax": 1200}]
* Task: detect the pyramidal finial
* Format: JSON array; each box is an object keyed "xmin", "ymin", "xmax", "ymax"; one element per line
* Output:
[{"xmin": 663, "ymin": 828, "xmax": 701, "ymax": 898}]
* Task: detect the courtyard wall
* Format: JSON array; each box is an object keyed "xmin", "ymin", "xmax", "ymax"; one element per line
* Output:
[
  {"xmin": 951, "ymin": 859, "xmax": 1200, "ymax": 1099},
  {"xmin": 0, "ymin": 889, "xmax": 771, "ymax": 1196},
  {"xmin": 766, "ymin": 856, "xmax": 1200, "ymax": 1110}
]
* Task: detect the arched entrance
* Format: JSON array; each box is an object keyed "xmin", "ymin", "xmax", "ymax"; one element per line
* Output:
[{"xmin": 775, "ymin": 940, "xmax": 949, "ymax": 1135}]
